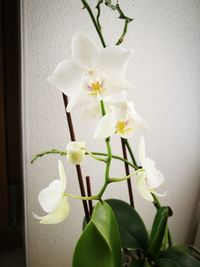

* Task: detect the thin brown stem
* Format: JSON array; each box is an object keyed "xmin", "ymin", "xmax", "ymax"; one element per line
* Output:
[{"xmin": 121, "ymin": 138, "xmax": 134, "ymax": 207}]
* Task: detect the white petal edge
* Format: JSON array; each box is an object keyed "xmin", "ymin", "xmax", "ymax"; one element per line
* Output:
[
  {"xmin": 58, "ymin": 160, "xmax": 67, "ymax": 192},
  {"xmin": 139, "ymin": 136, "xmax": 146, "ymax": 166},
  {"xmin": 72, "ymin": 32, "xmax": 99, "ymax": 69},
  {"xmin": 136, "ymin": 173, "xmax": 153, "ymax": 202},
  {"xmin": 47, "ymin": 60, "xmax": 84, "ymax": 96},
  {"xmin": 98, "ymin": 46, "xmax": 133, "ymax": 78},
  {"xmin": 129, "ymin": 107, "xmax": 150, "ymax": 132},
  {"xmin": 94, "ymin": 114, "xmax": 116, "ymax": 139},
  {"xmin": 66, "ymin": 88, "xmax": 88, "ymax": 112},
  {"xmin": 33, "ymin": 197, "xmax": 70, "ymax": 224}
]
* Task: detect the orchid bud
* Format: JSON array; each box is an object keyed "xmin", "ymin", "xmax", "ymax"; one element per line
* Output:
[{"xmin": 66, "ymin": 141, "xmax": 86, "ymax": 165}]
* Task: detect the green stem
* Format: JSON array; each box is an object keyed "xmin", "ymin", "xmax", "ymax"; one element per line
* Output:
[
  {"xmin": 104, "ymin": 1, "xmax": 133, "ymax": 45},
  {"xmin": 97, "ymin": 181, "xmax": 109, "ymax": 199},
  {"xmin": 116, "ymin": 18, "xmax": 129, "ymax": 46},
  {"xmin": 152, "ymin": 193, "xmax": 161, "ymax": 209},
  {"xmin": 65, "ymin": 167, "xmax": 143, "ymax": 200},
  {"xmin": 92, "ymin": 152, "xmax": 138, "ymax": 169},
  {"xmin": 31, "ymin": 149, "xmax": 67, "ymax": 164},
  {"xmin": 109, "ymin": 169, "xmax": 143, "ymax": 183},
  {"xmin": 81, "ymin": 0, "xmax": 106, "ymax": 47},
  {"xmin": 100, "ymin": 99, "xmax": 106, "ymax": 115},
  {"xmin": 96, "ymin": 0, "xmax": 103, "ymax": 30},
  {"xmin": 99, "ymin": 100, "xmax": 112, "ymax": 199},
  {"xmin": 86, "ymin": 150, "xmax": 107, "ymax": 162},
  {"xmin": 31, "ymin": 149, "xmax": 138, "ymax": 169},
  {"xmin": 64, "ymin": 193, "xmax": 98, "ymax": 200}
]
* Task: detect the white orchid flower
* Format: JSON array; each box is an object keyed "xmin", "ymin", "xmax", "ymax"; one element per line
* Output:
[
  {"xmin": 66, "ymin": 141, "xmax": 86, "ymax": 165},
  {"xmin": 136, "ymin": 137, "xmax": 165, "ymax": 201},
  {"xmin": 94, "ymin": 100, "xmax": 149, "ymax": 139},
  {"xmin": 33, "ymin": 160, "xmax": 70, "ymax": 224},
  {"xmin": 48, "ymin": 32, "xmax": 133, "ymax": 117}
]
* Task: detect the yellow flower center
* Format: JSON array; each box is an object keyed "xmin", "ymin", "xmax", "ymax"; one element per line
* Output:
[
  {"xmin": 115, "ymin": 120, "xmax": 132, "ymax": 135},
  {"xmin": 88, "ymin": 81, "xmax": 105, "ymax": 96}
]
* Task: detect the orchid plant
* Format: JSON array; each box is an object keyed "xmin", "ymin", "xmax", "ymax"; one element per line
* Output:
[{"xmin": 31, "ymin": 1, "xmax": 200, "ymax": 267}]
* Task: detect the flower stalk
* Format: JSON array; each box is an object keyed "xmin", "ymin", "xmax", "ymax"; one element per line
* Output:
[
  {"xmin": 80, "ymin": 0, "xmax": 135, "ymax": 206},
  {"xmin": 81, "ymin": 0, "xmax": 106, "ymax": 47},
  {"xmin": 82, "ymin": 0, "xmax": 135, "ymax": 207},
  {"xmin": 31, "ymin": 149, "xmax": 138, "ymax": 169}
]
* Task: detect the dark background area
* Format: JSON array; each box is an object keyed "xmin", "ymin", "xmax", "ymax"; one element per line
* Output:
[{"xmin": 0, "ymin": 0, "xmax": 25, "ymax": 263}]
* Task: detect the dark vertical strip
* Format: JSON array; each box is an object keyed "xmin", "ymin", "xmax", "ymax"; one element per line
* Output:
[
  {"xmin": 3, "ymin": 0, "xmax": 23, "ymax": 229},
  {"xmin": 86, "ymin": 176, "xmax": 93, "ymax": 216},
  {"xmin": 62, "ymin": 94, "xmax": 90, "ymax": 222},
  {"xmin": 121, "ymin": 138, "xmax": 134, "ymax": 207},
  {"xmin": 0, "ymin": 0, "xmax": 8, "ymax": 230}
]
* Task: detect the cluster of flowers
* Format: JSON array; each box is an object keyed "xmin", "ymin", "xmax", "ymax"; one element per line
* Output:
[{"xmin": 33, "ymin": 32, "xmax": 165, "ymax": 224}]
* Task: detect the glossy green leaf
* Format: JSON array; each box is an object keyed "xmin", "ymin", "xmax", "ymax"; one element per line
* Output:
[
  {"xmin": 106, "ymin": 199, "xmax": 149, "ymax": 249},
  {"xmin": 147, "ymin": 207, "xmax": 169, "ymax": 258},
  {"xmin": 73, "ymin": 201, "xmax": 121, "ymax": 267},
  {"xmin": 156, "ymin": 250, "xmax": 200, "ymax": 267}
]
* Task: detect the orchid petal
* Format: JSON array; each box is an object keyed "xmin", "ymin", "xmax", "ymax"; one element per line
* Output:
[
  {"xmin": 38, "ymin": 180, "xmax": 62, "ymax": 213},
  {"xmin": 103, "ymin": 76, "xmax": 133, "ymax": 94},
  {"xmin": 145, "ymin": 160, "xmax": 165, "ymax": 189},
  {"xmin": 94, "ymin": 114, "xmax": 116, "ymax": 139},
  {"xmin": 136, "ymin": 172, "xmax": 154, "ymax": 202},
  {"xmin": 139, "ymin": 136, "xmax": 146, "ymax": 165},
  {"xmin": 66, "ymin": 87, "xmax": 89, "ymax": 112},
  {"xmin": 104, "ymin": 91, "xmax": 127, "ymax": 106},
  {"xmin": 98, "ymin": 46, "xmax": 132, "ymax": 78},
  {"xmin": 47, "ymin": 60, "xmax": 84, "ymax": 96},
  {"xmin": 58, "ymin": 160, "xmax": 67, "ymax": 192},
  {"xmin": 33, "ymin": 197, "xmax": 70, "ymax": 224},
  {"xmin": 72, "ymin": 32, "xmax": 99, "ymax": 69},
  {"xmin": 112, "ymin": 104, "xmax": 127, "ymax": 121},
  {"xmin": 80, "ymin": 98, "xmax": 101, "ymax": 119},
  {"xmin": 128, "ymin": 107, "xmax": 150, "ymax": 131}
]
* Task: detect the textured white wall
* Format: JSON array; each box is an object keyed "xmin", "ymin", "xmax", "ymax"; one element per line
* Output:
[{"xmin": 21, "ymin": 0, "xmax": 200, "ymax": 266}]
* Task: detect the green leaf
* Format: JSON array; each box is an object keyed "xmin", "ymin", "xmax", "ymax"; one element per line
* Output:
[
  {"xmin": 156, "ymin": 250, "xmax": 200, "ymax": 267},
  {"xmin": 156, "ymin": 258, "xmax": 179, "ymax": 267},
  {"xmin": 147, "ymin": 207, "xmax": 169, "ymax": 259},
  {"xmin": 73, "ymin": 201, "xmax": 121, "ymax": 267},
  {"xmin": 106, "ymin": 199, "xmax": 149, "ymax": 250},
  {"xmin": 170, "ymin": 244, "xmax": 191, "ymax": 255},
  {"xmin": 143, "ymin": 259, "xmax": 151, "ymax": 267},
  {"xmin": 129, "ymin": 261, "xmax": 144, "ymax": 267}
]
